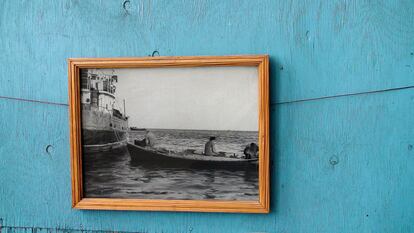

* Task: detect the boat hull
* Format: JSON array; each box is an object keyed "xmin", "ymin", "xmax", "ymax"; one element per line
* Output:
[{"xmin": 127, "ymin": 143, "xmax": 258, "ymax": 170}]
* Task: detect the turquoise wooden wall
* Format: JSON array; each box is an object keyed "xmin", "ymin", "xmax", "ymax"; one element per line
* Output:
[{"xmin": 1, "ymin": 0, "xmax": 413, "ymax": 232}]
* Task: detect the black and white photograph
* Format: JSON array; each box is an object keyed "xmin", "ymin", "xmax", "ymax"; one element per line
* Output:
[{"xmin": 80, "ymin": 66, "xmax": 260, "ymax": 201}]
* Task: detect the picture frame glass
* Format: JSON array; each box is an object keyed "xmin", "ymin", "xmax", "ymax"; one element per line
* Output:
[{"xmin": 82, "ymin": 66, "xmax": 259, "ymax": 200}]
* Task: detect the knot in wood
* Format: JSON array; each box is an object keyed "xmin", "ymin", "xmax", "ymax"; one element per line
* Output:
[{"xmin": 329, "ymin": 155, "xmax": 339, "ymax": 166}]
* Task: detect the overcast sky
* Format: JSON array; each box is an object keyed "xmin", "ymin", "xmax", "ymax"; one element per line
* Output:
[{"xmin": 97, "ymin": 67, "xmax": 258, "ymax": 131}]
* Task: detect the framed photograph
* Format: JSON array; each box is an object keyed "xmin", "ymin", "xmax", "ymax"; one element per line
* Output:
[{"xmin": 68, "ymin": 55, "xmax": 269, "ymax": 213}]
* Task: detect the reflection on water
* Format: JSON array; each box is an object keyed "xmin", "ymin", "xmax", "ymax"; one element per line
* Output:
[
  {"xmin": 83, "ymin": 148, "xmax": 258, "ymax": 200},
  {"xmin": 83, "ymin": 130, "xmax": 259, "ymax": 200}
]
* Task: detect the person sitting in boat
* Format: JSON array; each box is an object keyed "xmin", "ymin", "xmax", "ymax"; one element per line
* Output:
[
  {"xmin": 144, "ymin": 130, "xmax": 156, "ymax": 147},
  {"xmin": 204, "ymin": 136, "xmax": 218, "ymax": 156},
  {"xmin": 134, "ymin": 130, "xmax": 156, "ymax": 147},
  {"xmin": 243, "ymin": 143, "xmax": 259, "ymax": 159}
]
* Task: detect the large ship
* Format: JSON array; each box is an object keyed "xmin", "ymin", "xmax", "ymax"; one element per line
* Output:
[{"xmin": 80, "ymin": 69, "xmax": 129, "ymax": 153}]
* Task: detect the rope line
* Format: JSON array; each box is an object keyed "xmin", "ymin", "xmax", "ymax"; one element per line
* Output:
[
  {"xmin": 0, "ymin": 95, "xmax": 68, "ymax": 106},
  {"xmin": 274, "ymin": 85, "xmax": 414, "ymax": 105},
  {"xmin": 1, "ymin": 85, "xmax": 413, "ymax": 107}
]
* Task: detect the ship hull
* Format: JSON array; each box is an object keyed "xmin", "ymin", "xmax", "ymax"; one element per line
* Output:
[
  {"xmin": 81, "ymin": 108, "xmax": 128, "ymax": 153},
  {"xmin": 82, "ymin": 129, "xmax": 127, "ymax": 145}
]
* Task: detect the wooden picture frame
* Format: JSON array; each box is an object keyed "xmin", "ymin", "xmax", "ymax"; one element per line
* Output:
[{"xmin": 68, "ymin": 55, "xmax": 270, "ymax": 213}]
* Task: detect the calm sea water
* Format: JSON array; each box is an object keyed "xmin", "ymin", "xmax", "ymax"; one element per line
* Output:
[{"xmin": 83, "ymin": 129, "xmax": 259, "ymax": 200}]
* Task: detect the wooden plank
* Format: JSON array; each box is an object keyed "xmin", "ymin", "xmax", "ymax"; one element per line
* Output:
[
  {"xmin": 1, "ymin": 87, "xmax": 413, "ymax": 232},
  {"xmin": 0, "ymin": 1, "xmax": 413, "ymax": 104}
]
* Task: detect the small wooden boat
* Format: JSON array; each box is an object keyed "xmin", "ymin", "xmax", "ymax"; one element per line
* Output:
[{"xmin": 127, "ymin": 143, "xmax": 257, "ymax": 169}]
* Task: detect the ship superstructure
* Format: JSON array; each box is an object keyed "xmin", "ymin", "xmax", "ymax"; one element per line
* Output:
[{"xmin": 80, "ymin": 69, "xmax": 128, "ymax": 152}]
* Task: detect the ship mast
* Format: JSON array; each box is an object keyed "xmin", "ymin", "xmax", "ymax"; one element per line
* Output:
[{"xmin": 123, "ymin": 99, "xmax": 126, "ymax": 117}]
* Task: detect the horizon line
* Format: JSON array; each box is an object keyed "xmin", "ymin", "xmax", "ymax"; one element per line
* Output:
[{"xmin": 130, "ymin": 127, "xmax": 258, "ymax": 132}]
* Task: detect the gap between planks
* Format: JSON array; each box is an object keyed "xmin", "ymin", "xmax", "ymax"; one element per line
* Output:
[
  {"xmin": 0, "ymin": 225, "xmax": 141, "ymax": 233},
  {"xmin": 1, "ymin": 85, "xmax": 413, "ymax": 108}
]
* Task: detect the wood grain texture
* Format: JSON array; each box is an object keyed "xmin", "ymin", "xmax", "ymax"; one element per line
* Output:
[
  {"xmin": 0, "ymin": 0, "xmax": 413, "ymax": 105},
  {"xmin": 2, "ymin": 88, "xmax": 413, "ymax": 233},
  {"xmin": 68, "ymin": 55, "xmax": 270, "ymax": 213},
  {"xmin": 1, "ymin": 0, "xmax": 414, "ymax": 232},
  {"xmin": 68, "ymin": 59, "xmax": 83, "ymax": 207}
]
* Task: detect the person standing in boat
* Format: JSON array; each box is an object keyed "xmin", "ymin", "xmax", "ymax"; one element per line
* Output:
[{"xmin": 204, "ymin": 136, "xmax": 218, "ymax": 156}]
